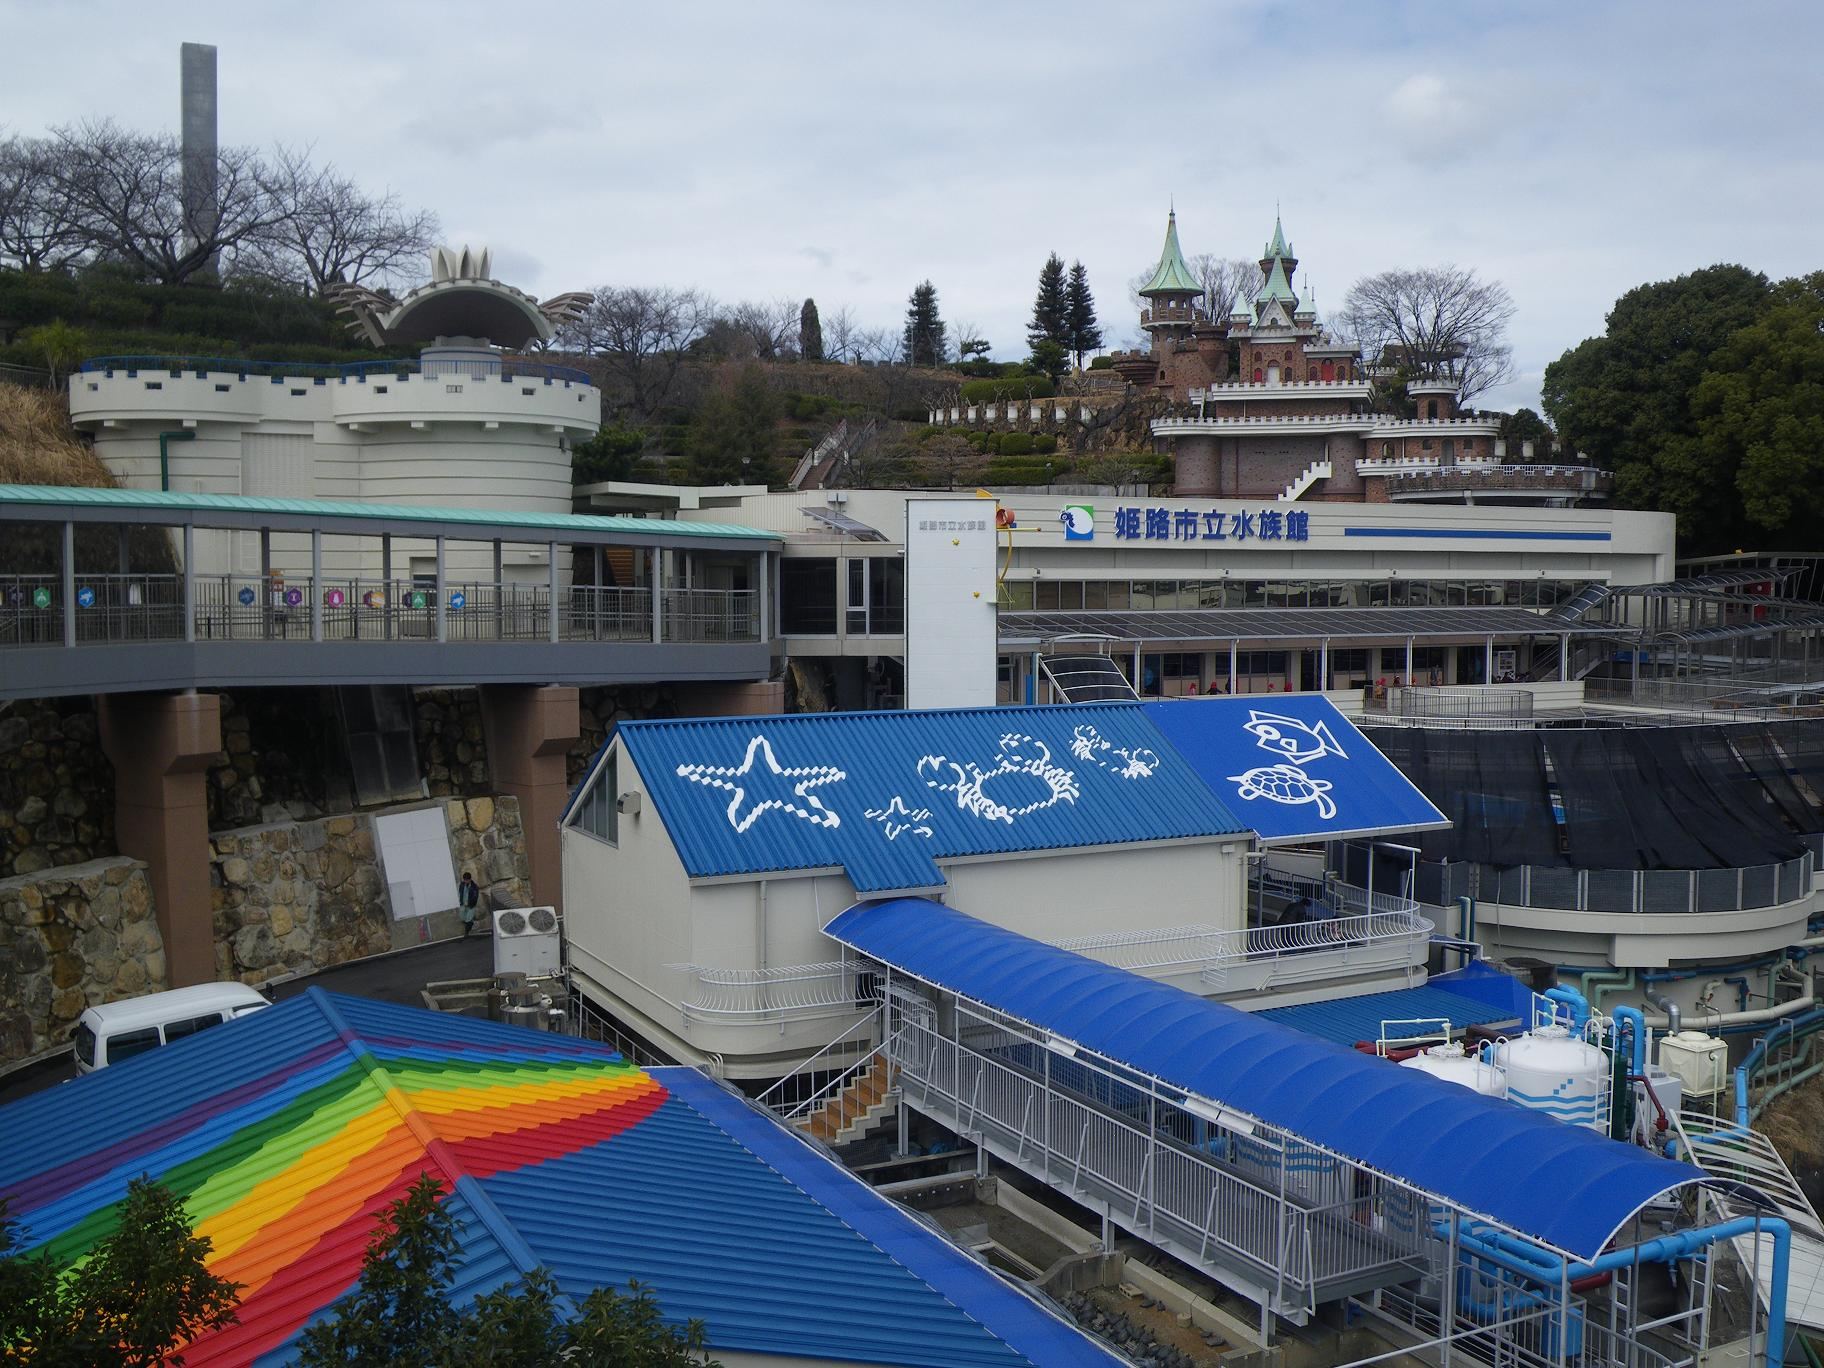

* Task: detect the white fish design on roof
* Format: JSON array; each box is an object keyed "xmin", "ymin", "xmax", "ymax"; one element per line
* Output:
[{"xmin": 1243, "ymin": 710, "xmax": 1347, "ymax": 766}]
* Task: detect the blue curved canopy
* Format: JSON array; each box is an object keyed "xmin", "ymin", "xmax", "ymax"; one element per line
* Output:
[{"xmin": 826, "ymin": 898, "xmax": 1705, "ymax": 1260}]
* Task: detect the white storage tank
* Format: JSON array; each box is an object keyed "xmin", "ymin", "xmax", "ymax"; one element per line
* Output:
[
  {"xmin": 1494, "ymin": 1026, "xmax": 1608, "ymax": 1132},
  {"xmin": 1400, "ymin": 1042, "xmax": 1507, "ymax": 1098},
  {"xmin": 1657, "ymin": 1030, "xmax": 1729, "ymax": 1102}
]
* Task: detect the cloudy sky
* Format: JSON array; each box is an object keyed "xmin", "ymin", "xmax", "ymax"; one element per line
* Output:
[{"xmin": 7, "ymin": 1, "xmax": 1820, "ymax": 412}]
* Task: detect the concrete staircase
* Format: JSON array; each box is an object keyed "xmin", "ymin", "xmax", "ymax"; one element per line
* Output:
[
  {"xmin": 1278, "ymin": 459, "xmax": 1332, "ymax": 501},
  {"xmin": 801, "ymin": 1054, "xmax": 898, "ymax": 1146}
]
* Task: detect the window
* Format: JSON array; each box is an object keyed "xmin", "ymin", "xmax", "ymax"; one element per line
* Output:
[
  {"xmin": 1381, "ymin": 442, "xmax": 1393, "ymax": 458},
  {"xmin": 1002, "ymin": 580, "xmax": 1035, "ymax": 610},
  {"xmin": 75, "ymin": 1022, "xmax": 96, "ymax": 1069},
  {"xmin": 1426, "ymin": 400, "xmax": 1439, "ymax": 420},
  {"xmin": 572, "ymin": 749, "xmax": 619, "ymax": 846},
  {"xmin": 780, "ymin": 559, "xmax": 838, "ymax": 634},
  {"xmin": 106, "ymin": 1027, "xmax": 161, "ymax": 1065},
  {"xmin": 164, "ymin": 1012, "xmax": 225, "ymax": 1042},
  {"xmin": 846, "ymin": 556, "xmax": 905, "ymax": 635}
]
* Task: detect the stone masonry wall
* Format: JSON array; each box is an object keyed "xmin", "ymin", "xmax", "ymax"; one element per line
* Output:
[
  {"xmin": 0, "ymin": 856, "xmax": 164, "ymax": 1061},
  {"xmin": 0, "ymin": 698, "xmax": 116, "ymax": 878},
  {"xmin": 209, "ymin": 794, "xmax": 531, "ymax": 984}
]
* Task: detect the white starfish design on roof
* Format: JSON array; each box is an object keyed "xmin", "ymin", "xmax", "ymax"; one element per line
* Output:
[
  {"xmin": 865, "ymin": 796, "xmax": 935, "ymax": 841},
  {"xmin": 676, "ymin": 735, "xmax": 845, "ymax": 833}
]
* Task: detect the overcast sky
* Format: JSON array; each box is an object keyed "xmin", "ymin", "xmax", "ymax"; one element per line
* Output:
[{"xmin": 7, "ymin": 1, "xmax": 1820, "ymax": 413}]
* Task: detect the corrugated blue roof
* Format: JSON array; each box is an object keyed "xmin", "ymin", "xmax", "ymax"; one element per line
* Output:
[
  {"xmin": 612, "ymin": 704, "xmax": 1245, "ymax": 892},
  {"xmin": 488, "ymin": 1068, "xmax": 1121, "ymax": 1368},
  {"xmin": 0, "ymin": 990, "xmax": 1118, "ymax": 1368},
  {"xmin": 1145, "ymin": 696, "xmax": 1450, "ymax": 843},
  {"xmin": 1257, "ymin": 985, "xmax": 1522, "ymax": 1045},
  {"xmin": 826, "ymin": 899, "xmax": 1706, "ymax": 1260}
]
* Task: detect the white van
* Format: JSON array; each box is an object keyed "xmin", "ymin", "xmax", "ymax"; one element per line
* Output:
[{"xmin": 73, "ymin": 982, "xmax": 271, "ymax": 1073}]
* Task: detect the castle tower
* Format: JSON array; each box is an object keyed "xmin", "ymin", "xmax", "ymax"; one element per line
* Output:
[
  {"xmin": 1251, "ymin": 213, "xmax": 1301, "ymax": 328},
  {"xmin": 1138, "ymin": 209, "xmax": 1204, "ymax": 346}
]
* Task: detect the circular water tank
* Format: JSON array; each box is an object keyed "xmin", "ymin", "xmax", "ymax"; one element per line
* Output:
[
  {"xmin": 1494, "ymin": 1026, "xmax": 1608, "ymax": 1131},
  {"xmin": 1400, "ymin": 1043, "xmax": 1507, "ymax": 1098}
]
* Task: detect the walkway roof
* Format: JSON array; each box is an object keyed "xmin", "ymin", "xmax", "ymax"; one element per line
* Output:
[
  {"xmin": 1258, "ymin": 983, "xmax": 1522, "ymax": 1045},
  {"xmin": 826, "ymin": 898, "xmax": 1708, "ymax": 1261},
  {"xmin": 1000, "ymin": 606, "xmax": 1621, "ymax": 646},
  {"xmin": 0, "ymin": 989, "xmax": 1111, "ymax": 1368},
  {"xmin": 0, "ymin": 484, "xmax": 780, "ymax": 548}
]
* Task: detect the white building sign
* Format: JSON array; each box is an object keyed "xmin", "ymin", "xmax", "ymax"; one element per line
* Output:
[{"xmin": 905, "ymin": 498, "xmax": 997, "ymax": 710}]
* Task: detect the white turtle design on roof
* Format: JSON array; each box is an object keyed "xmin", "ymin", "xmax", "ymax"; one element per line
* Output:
[{"xmin": 1226, "ymin": 763, "xmax": 1337, "ymax": 821}]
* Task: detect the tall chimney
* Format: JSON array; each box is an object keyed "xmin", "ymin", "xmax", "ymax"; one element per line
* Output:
[{"xmin": 179, "ymin": 42, "xmax": 219, "ymax": 277}]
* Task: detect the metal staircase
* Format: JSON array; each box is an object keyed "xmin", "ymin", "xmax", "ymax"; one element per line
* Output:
[{"xmin": 1676, "ymin": 1110, "xmax": 1824, "ymax": 1332}]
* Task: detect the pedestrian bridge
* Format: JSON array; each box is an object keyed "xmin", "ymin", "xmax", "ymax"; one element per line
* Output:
[{"xmin": 0, "ymin": 485, "xmax": 779, "ymax": 699}]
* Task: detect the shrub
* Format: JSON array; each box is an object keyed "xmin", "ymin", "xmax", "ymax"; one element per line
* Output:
[
  {"xmin": 984, "ymin": 432, "xmax": 1003, "ymax": 454},
  {"xmin": 964, "ymin": 430, "xmax": 988, "ymax": 451},
  {"xmin": 1000, "ymin": 431, "xmax": 1034, "ymax": 456},
  {"xmin": 1088, "ymin": 355, "xmax": 1114, "ymax": 370},
  {"xmin": 1032, "ymin": 433, "xmax": 1058, "ymax": 455},
  {"xmin": 984, "ymin": 459, "xmax": 1054, "ymax": 485},
  {"xmin": 960, "ymin": 374, "xmax": 1055, "ymax": 403}
]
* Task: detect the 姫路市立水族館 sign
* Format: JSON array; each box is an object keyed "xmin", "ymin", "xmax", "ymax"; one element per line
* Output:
[{"xmin": 1114, "ymin": 507, "xmax": 1311, "ymax": 543}]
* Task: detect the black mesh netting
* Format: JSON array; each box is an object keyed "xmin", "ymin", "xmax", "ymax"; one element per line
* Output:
[
  {"xmin": 1732, "ymin": 724, "xmax": 1823, "ymax": 831},
  {"xmin": 1364, "ymin": 727, "xmax": 1562, "ymax": 867},
  {"xmin": 1633, "ymin": 729, "xmax": 1802, "ymax": 866}
]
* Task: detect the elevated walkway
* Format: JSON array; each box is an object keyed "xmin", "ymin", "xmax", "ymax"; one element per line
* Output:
[{"xmin": 820, "ymin": 899, "xmax": 1719, "ymax": 1327}]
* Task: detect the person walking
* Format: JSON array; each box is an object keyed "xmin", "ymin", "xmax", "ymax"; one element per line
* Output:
[{"xmin": 458, "ymin": 871, "xmax": 481, "ymax": 937}]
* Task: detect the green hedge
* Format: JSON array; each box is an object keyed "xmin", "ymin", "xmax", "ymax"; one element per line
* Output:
[
  {"xmin": 1000, "ymin": 432, "xmax": 1034, "ymax": 456},
  {"xmin": 960, "ymin": 374, "xmax": 1055, "ymax": 403},
  {"xmin": 1032, "ymin": 433, "xmax": 1058, "ymax": 454},
  {"xmin": 984, "ymin": 459, "xmax": 1058, "ymax": 485},
  {"xmin": 1088, "ymin": 355, "xmax": 1114, "ymax": 370}
]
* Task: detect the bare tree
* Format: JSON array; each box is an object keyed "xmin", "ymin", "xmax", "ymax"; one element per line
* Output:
[
  {"xmin": 822, "ymin": 304, "xmax": 860, "ymax": 363},
  {"xmin": 1338, "ymin": 265, "xmax": 1516, "ymax": 400},
  {"xmin": 47, "ymin": 119, "xmax": 284, "ymax": 285},
  {"xmin": 726, "ymin": 297, "xmax": 802, "ymax": 360},
  {"xmin": 560, "ymin": 285, "xmax": 715, "ymax": 417},
  {"xmin": 0, "ymin": 134, "xmax": 88, "ymax": 271},
  {"xmin": 247, "ymin": 145, "xmax": 436, "ymax": 294},
  {"xmin": 1190, "ymin": 254, "xmax": 1259, "ymax": 322},
  {"xmin": 854, "ymin": 326, "xmax": 903, "ymax": 366}
]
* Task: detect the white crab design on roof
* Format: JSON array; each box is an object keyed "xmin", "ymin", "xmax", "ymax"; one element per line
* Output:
[
  {"xmin": 675, "ymin": 735, "xmax": 845, "ymax": 833},
  {"xmin": 918, "ymin": 733, "xmax": 1079, "ymax": 826}
]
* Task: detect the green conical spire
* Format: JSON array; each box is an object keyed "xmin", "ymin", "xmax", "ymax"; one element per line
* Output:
[
  {"xmin": 1139, "ymin": 210, "xmax": 1201, "ymax": 298},
  {"xmin": 1264, "ymin": 213, "xmax": 1292, "ymax": 262},
  {"xmin": 1256, "ymin": 257, "xmax": 1299, "ymax": 308}
]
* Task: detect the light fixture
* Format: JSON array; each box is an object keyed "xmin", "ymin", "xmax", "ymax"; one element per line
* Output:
[
  {"xmin": 1043, "ymin": 1035, "xmax": 1078, "ymax": 1058},
  {"xmin": 1183, "ymin": 1097, "xmax": 1255, "ymax": 1135}
]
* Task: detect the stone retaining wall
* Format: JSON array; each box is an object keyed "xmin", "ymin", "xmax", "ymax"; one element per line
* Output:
[
  {"xmin": 0, "ymin": 856, "xmax": 164, "ymax": 1060},
  {"xmin": 0, "ymin": 699, "xmax": 116, "ymax": 878},
  {"xmin": 209, "ymin": 794, "xmax": 531, "ymax": 984}
]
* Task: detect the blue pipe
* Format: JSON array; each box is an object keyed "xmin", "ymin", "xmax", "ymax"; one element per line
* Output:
[
  {"xmin": 1612, "ymin": 1004, "xmax": 1648, "ymax": 1075},
  {"xmin": 1640, "ymin": 953, "xmax": 1783, "ymax": 983},
  {"xmin": 1438, "ymin": 1217, "xmax": 1791, "ymax": 1368},
  {"xmin": 1723, "ymin": 975, "xmax": 1753, "ymax": 1011},
  {"xmin": 1544, "ymin": 983, "xmax": 1591, "ymax": 1030}
]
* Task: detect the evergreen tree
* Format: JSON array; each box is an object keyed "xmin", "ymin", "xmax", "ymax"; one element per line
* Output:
[
  {"xmin": 902, "ymin": 281, "xmax": 946, "ymax": 367},
  {"xmin": 1027, "ymin": 254, "xmax": 1068, "ymax": 352},
  {"xmin": 798, "ymin": 298, "xmax": 823, "ymax": 362},
  {"xmin": 684, "ymin": 364, "xmax": 781, "ymax": 486},
  {"xmin": 1064, "ymin": 261, "xmax": 1102, "ymax": 367}
]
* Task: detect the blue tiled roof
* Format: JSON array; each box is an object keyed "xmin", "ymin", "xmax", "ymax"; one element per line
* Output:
[
  {"xmin": 1257, "ymin": 985, "xmax": 1523, "ymax": 1046},
  {"xmin": 827, "ymin": 898, "xmax": 1706, "ymax": 1261},
  {"xmin": 0, "ymin": 991, "xmax": 1118, "ymax": 1368},
  {"xmin": 1145, "ymin": 696, "xmax": 1450, "ymax": 843},
  {"xmin": 611, "ymin": 704, "xmax": 1245, "ymax": 892}
]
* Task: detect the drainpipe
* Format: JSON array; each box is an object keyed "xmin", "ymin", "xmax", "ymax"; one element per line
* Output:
[
  {"xmin": 1577, "ymin": 966, "xmax": 1635, "ymax": 1012},
  {"xmin": 1644, "ymin": 988, "xmax": 1682, "ymax": 1036},
  {"xmin": 157, "ymin": 430, "xmax": 194, "ymax": 492}
]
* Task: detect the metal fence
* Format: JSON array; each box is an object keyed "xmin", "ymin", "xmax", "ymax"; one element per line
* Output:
[
  {"xmin": 1054, "ymin": 904, "xmax": 1431, "ymax": 983},
  {"xmin": 0, "ymin": 574, "xmax": 758, "ymax": 647},
  {"xmin": 887, "ymin": 1000, "xmax": 1430, "ymax": 1318},
  {"xmin": 1415, "ymin": 851, "xmax": 1813, "ymax": 914},
  {"xmin": 1392, "ymin": 688, "xmax": 1536, "ymax": 720}
]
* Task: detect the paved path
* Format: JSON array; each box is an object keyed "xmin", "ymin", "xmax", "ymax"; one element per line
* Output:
[{"xmin": 0, "ymin": 934, "xmax": 495, "ymax": 1107}]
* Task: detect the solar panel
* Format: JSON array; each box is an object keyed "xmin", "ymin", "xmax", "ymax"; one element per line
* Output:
[
  {"xmin": 1039, "ymin": 655, "xmax": 1138, "ymax": 703},
  {"xmin": 799, "ymin": 506, "xmax": 887, "ymax": 541}
]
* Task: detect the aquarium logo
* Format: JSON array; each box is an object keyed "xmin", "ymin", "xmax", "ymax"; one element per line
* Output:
[{"xmin": 1059, "ymin": 505, "xmax": 1095, "ymax": 540}]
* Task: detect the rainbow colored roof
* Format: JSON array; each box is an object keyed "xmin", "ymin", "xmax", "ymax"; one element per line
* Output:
[{"xmin": 0, "ymin": 989, "xmax": 1116, "ymax": 1367}]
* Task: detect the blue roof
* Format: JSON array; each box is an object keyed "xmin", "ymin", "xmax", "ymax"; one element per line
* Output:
[
  {"xmin": 0, "ymin": 991, "xmax": 1117, "ymax": 1368},
  {"xmin": 1145, "ymin": 696, "xmax": 1449, "ymax": 843},
  {"xmin": 608, "ymin": 704, "xmax": 1245, "ymax": 893},
  {"xmin": 1257, "ymin": 984, "xmax": 1523, "ymax": 1045},
  {"xmin": 826, "ymin": 899, "xmax": 1706, "ymax": 1260}
]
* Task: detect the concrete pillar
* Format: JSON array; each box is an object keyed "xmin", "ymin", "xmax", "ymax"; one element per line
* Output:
[
  {"xmin": 310, "ymin": 529, "xmax": 323, "ymax": 642},
  {"xmin": 183, "ymin": 525, "xmax": 195, "ymax": 643},
  {"xmin": 480, "ymin": 685, "xmax": 581, "ymax": 913},
  {"xmin": 435, "ymin": 534, "xmax": 447, "ymax": 643},
  {"xmin": 97, "ymin": 692, "xmax": 223, "ymax": 987},
  {"xmin": 61, "ymin": 521, "xmax": 75, "ymax": 648},
  {"xmin": 547, "ymin": 541, "xmax": 559, "ymax": 643}
]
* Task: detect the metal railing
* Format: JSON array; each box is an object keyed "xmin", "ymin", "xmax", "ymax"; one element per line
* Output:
[
  {"xmin": 755, "ymin": 1005, "xmax": 888, "ymax": 1123},
  {"xmin": 80, "ymin": 354, "xmax": 594, "ymax": 387},
  {"xmin": 1054, "ymin": 905, "xmax": 1431, "ymax": 984},
  {"xmin": 1388, "ymin": 687, "xmax": 1536, "ymax": 719},
  {"xmin": 888, "ymin": 1003, "xmax": 1429, "ymax": 1317},
  {"xmin": 0, "ymin": 574, "xmax": 759, "ymax": 648},
  {"xmin": 670, "ymin": 959, "xmax": 870, "ymax": 1024},
  {"xmin": 1414, "ymin": 851, "xmax": 1814, "ymax": 914}
]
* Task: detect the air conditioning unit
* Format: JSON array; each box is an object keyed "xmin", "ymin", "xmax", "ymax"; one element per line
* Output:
[{"xmin": 492, "ymin": 904, "xmax": 561, "ymax": 978}]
